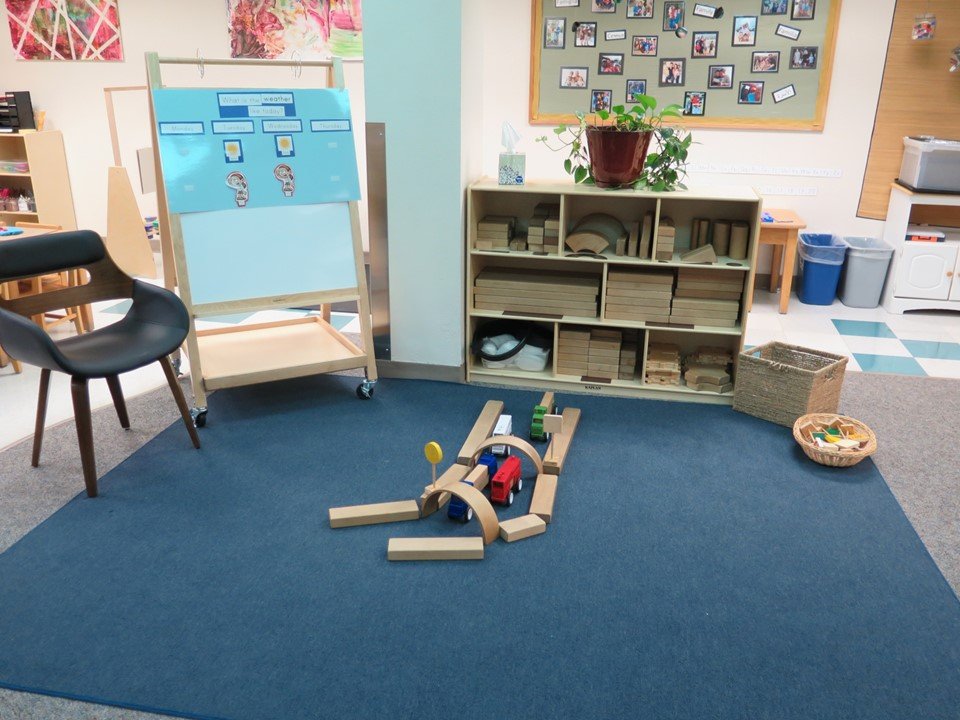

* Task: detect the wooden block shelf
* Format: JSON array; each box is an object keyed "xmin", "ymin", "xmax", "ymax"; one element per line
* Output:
[
  {"xmin": 0, "ymin": 132, "xmax": 77, "ymax": 230},
  {"xmin": 465, "ymin": 179, "xmax": 761, "ymax": 404}
]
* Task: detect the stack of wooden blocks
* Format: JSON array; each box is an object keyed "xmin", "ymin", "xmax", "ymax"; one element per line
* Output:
[
  {"xmin": 528, "ymin": 203, "xmax": 560, "ymax": 254},
  {"xmin": 670, "ymin": 269, "xmax": 744, "ymax": 327},
  {"xmin": 655, "ymin": 217, "xmax": 675, "ymax": 261},
  {"xmin": 475, "ymin": 215, "xmax": 514, "ymax": 251},
  {"xmin": 684, "ymin": 345, "xmax": 734, "ymax": 394},
  {"xmin": 556, "ymin": 326, "xmax": 590, "ymax": 376},
  {"xmin": 586, "ymin": 328, "xmax": 622, "ymax": 380},
  {"xmin": 473, "ymin": 268, "xmax": 600, "ymax": 317},
  {"xmin": 603, "ymin": 269, "xmax": 673, "ymax": 323},
  {"xmin": 644, "ymin": 341, "xmax": 681, "ymax": 385},
  {"xmin": 617, "ymin": 212, "xmax": 654, "ymax": 258},
  {"xmin": 619, "ymin": 330, "xmax": 640, "ymax": 380}
]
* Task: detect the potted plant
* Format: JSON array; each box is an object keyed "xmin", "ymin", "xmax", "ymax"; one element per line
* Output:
[{"xmin": 536, "ymin": 95, "xmax": 692, "ymax": 191}]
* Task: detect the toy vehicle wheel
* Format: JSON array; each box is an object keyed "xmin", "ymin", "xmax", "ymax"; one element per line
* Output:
[
  {"xmin": 466, "ymin": 507, "xmax": 474, "ymax": 522},
  {"xmin": 516, "ymin": 477, "xmax": 523, "ymax": 493},
  {"xmin": 507, "ymin": 490, "xmax": 514, "ymax": 507}
]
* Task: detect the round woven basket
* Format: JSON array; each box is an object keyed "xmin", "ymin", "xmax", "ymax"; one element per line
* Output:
[{"xmin": 792, "ymin": 413, "xmax": 877, "ymax": 468}]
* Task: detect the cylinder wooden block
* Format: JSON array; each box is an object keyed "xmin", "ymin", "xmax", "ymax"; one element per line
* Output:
[
  {"xmin": 712, "ymin": 221, "xmax": 731, "ymax": 255},
  {"xmin": 729, "ymin": 222, "xmax": 750, "ymax": 260}
]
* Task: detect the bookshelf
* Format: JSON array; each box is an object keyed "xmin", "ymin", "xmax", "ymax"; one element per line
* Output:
[
  {"xmin": 465, "ymin": 179, "xmax": 761, "ymax": 404},
  {"xmin": 0, "ymin": 131, "xmax": 77, "ymax": 230}
]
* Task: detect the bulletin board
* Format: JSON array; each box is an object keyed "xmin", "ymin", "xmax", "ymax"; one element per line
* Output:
[{"xmin": 530, "ymin": 0, "xmax": 842, "ymax": 130}]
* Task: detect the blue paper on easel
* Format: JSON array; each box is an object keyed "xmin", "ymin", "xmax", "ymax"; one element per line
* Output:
[{"xmin": 153, "ymin": 88, "xmax": 360, "ymax": 214}]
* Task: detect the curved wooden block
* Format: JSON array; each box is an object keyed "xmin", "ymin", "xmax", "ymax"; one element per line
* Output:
[
  {"xmin": 469, "ymin": 435, "xmax": 543, "ymax": 475},
  {"xmin": 420, "ymin": 483, "xmax": 500, "ymax": 545}
]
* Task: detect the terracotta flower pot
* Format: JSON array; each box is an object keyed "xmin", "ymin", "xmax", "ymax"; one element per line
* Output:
[{"xmin": 585, "ymin": 127, "xmax": 653, "ymax": 189}]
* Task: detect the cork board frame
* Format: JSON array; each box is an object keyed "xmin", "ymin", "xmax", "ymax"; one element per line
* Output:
[{"xmin": 529, "ymin": 0, "xmax": 842, "ymax": 130}]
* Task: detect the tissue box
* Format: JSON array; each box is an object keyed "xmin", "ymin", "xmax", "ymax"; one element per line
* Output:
[{"xmin": 498, "ymin": 152, "xmax": 525, "ymax": 185}]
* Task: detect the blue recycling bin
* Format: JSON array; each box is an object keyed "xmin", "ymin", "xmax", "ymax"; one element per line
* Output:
[{"xmin": 797, "ymin": 233, "xmax": 847, "ymax": 305}]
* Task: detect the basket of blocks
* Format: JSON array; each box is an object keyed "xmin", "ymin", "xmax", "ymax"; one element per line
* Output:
[
  {"xmin": 792, "ymin": 413, "xmax": 877, "ymax": 468},
  {"xmin": 733, "ymin": 342, "xmax": 848, "ymax": 427}
]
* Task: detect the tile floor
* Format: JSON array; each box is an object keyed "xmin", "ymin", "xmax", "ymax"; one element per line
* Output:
[{"xmin": 746, "ymin": 289, "xmax": 960, "ymax": 378}]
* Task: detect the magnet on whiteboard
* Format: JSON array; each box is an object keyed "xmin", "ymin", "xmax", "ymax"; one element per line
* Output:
[{"xmin": 274, "ymin": 163, "xmax": 295, "ymax": 197}]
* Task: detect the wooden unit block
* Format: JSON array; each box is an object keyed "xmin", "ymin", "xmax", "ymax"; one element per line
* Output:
[
  {"xmin": 626, "ymin": 220, "xmax": 639, "ymax": 256},
  {"xmin": 640, "ymin": 212, "xmax": 654, "ymax": 258},
  {"xmin": 559, "ymin": 328, "xmax": 591, "ymax": 339},
  {"xmin": 669, "ymin": 316, "xmax": 738, "ymax": 328},
  {"xmin": 544, "ymin": 407, "xmax": 581, "ymax": 475},
  {"xmin": 684, "ymin": 364, "xmax": 731, "ymax": 385},
  {"xmin": 608, "ymin": 270, "xmax": 673, "ymax": 285},
  {"xmin": 672, "ymin": 297, "xmax": 740, "ymax": 311},
  {"xmin": 457, "ymin": 400, "xmax": 505, "ymax": 465},
  {"xmin": 529, "ymin": 474, "xmax": 558, "ymax": 523},
  {"xmin": 688, "ymin": 381, "xmax": 734, "ymax": 394},
  {"xmin": 499, "ymin": 514, "xmax": 547, "ymax": 542},
  {"xmin": 674, "ymin": 288, "xmax": 742, "ymax": 301},
  {"xmin": 387, "ymin": 537, "xmax": 484, "ymax": 561},
  {"xmin": 604, "ymin": 311, "xmax": 670, "ymax": 322},
  {"xmin": 606, "ymin": 287, "xmax": 672, "ymax": 300},
  {"xmin": 680, "ymin": 244, "xmax": 718, "ymax": 264},
  {"xmin": 329, "ymin": 500, "xmax": 420, "ymax": 528},
  {"xmin": 419, "ymin": 463, "xmax": 472, "ymax": 514}
]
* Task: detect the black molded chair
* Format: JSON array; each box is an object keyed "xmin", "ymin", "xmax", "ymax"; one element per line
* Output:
[{"xmin": 0, "ymin": 230, "xmax": 200, "ymax": 497}]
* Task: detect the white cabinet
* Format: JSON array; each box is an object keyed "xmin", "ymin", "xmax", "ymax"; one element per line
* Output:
[
  {"xmin": 897, "ymin": 242, "xmax": 958, "ymax": 300},
  {"xmin": 881, "ymin": 184, "xmax": 960, "ymax": 314}
]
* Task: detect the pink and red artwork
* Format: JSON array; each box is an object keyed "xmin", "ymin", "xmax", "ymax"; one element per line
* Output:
[
  {"xmin": 226, "ymin": 0, "xmax": 362, "ymax": 60},
  {"xmin": 5, "ymin": 0, "xmax": 123, "ymax": 61}
]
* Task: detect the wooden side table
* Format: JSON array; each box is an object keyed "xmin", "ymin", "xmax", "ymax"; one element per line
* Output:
[{"xmin": 748, "ymin": 209, "xmax": 807, "ymax": 314}]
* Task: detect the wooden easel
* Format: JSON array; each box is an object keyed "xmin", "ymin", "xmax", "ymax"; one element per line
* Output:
[{"xmin": 145, "ymin": 52, "xmax": 377, "ymax": 426}]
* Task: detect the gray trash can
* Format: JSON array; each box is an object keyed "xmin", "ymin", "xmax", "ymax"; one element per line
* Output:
[{"xmin": 838, "ymin": 237, "xmax": 894, "ymax": 308}]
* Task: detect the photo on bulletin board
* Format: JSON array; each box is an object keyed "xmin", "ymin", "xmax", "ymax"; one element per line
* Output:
[
  {"xmin": 626, "ymin": 0, "xmax": 654, "ymax": 18},
  {"xmin": 529, "ymin": 0, "xmax": 842, "ymax": 130}
]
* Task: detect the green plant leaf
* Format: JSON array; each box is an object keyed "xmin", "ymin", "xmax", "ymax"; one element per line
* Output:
[
  {"xmin": 597, "ymin": 109, "xmax": 610, "ymax": 121},
  {"xmin": 611, "ymin": 105, "xmax": 625, "ymax": 115},
  {"xmin": 574, "ymin": 166, "xmax": 589, "ymax": 184},
  {"xmin": 553, "ymin": 125, "xmax": 566, "ymax": 134},
  {"xmin": 564, "ymin": 158, "xmax": 573, "ymax": 174}
]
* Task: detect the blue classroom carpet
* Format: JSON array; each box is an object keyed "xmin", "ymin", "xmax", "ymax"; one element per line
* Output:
[{"xmin": 1, "ymin": 376, "xmax": 959, "ymax": 720}]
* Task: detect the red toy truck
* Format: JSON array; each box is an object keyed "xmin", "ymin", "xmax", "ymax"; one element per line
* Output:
[{"xmin": 489, "ymin": 455, "xmax": 523, "ymax": 506}]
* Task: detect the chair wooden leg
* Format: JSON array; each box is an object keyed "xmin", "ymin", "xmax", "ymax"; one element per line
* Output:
[
  {"xmin": 70, "ymin": 377, "xmax": 99, "ymax": 498},
  {"xmin": 105, "ymin": 375, "xmax": 131, "ymax": 429},
  {"xmin": 32, "ymin": 369, "xmax": 51, "ymax": 467},
  {"xmin": 159, "ymin": 355, "xmax": 201, "ymax": 450}
]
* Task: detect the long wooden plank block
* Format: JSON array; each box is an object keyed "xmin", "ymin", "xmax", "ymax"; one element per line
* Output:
[
  {"xmin": 475, "ymin": 286, "xmax": 600, "ymax": 302},
  {"xmin": 499, "ymin": 514, "xmax": 547, "ymax": 542},
  {"xmin": 529, "ymin": 474, "xmax": 558, "ymax": 523},
  {"xmin": 475, "ymin": 302, "xmax": 599, "ymax": 317},
  {"xmin": 608, "ymin": 270, "xmax": 673, "ymax": 284},
  {"xmin": 543, "ymin": 407, "xmax": 581, "ymax": 476},
  {"xmin": 475, "ymin": 293, "xmax": 600, "ymax": 311},
  {"xmin": 604, "ymin": 311, "xmax": 670, "ymax": 322},
  {"xmin": 668, "ymin": 317, "xmax": 738, "ymax": 327},
  {"xmin": 674, "ymin": 288, "xmax": 742, "ymax": 300},
  {"xmin": 329, "ymin": 500, "xmax": 420, "ymax": 528},
  {"xmin": 605, "ymin": 287, "xmax": 673, "ymax": 299},
  {"xmin": 672, "ymin": 298, "xmax": 740, "ymax": 311},
  {"xmin": 387, "ymin": 537, "xmax": 484, "ymax": 561},
  {"xmin": 456, "ymin": 400, "xmax": 504, "ymax": 465}
]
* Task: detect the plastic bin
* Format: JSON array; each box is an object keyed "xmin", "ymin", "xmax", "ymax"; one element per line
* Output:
[
  {"xmin": 797, "ymin": 233, "xmax": 847, "ymax": 305},
  {"xmin": 899, "ymin": 137, "xmax": 960, "ymax": 192},
  {"xmin": 838, "ymin": 237, "xmax": 894, "ymax": 308}
]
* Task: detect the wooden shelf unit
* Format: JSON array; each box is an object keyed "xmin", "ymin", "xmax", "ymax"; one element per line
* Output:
[
  {"xmin": 0, "ymin": 131, "xmax": 77, "ymax": 230},
  {"xmin": 465, "ymin": 179, "xmax": 761, "ymax": 404}
]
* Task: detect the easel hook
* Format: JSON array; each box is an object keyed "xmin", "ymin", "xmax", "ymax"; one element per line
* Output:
[
  {"xmin": 196, "ymin": 49, "xmax": 205, "ymax": 79},
  {"xmin": 292, "ymin": 50, "xmax": 303, "ymax": 79}
]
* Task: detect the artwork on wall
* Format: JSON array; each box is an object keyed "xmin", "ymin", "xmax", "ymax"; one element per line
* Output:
[
  {"xmin": 226, "ymin": 0, "xmax": 362, "ymax": 60},
  {"xmin": 530, "ymin": 0, "xmax": 842, "ymax": 130},
  {"xmin": 5, "ymin": 0, "xmax": 123, "ymax": 61}
]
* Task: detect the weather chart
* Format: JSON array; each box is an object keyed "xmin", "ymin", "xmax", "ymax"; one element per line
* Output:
[{"xmin": 152, "ymin": 88, "xmax": 361, "ymax": 214}]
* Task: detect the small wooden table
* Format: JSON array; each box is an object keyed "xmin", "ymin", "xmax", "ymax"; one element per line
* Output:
[{"xmin": 749, "ymin": 209, "xmax": 807, "ymax": 314}]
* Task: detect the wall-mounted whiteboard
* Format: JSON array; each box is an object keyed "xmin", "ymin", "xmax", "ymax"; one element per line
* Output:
[{"xmin": 179, "ymin": 203, "xmax": 358, "ymax": 306}]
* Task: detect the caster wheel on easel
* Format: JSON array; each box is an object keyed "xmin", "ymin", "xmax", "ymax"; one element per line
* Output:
[{"xmin": 356, "ymin": 381, "xmax": 376, "ymax": 400}]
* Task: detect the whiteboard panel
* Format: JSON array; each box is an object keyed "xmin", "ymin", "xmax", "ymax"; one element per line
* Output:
[{"xmin": 179, "ymin": 203, "xmax": 358, "ymax": 306}]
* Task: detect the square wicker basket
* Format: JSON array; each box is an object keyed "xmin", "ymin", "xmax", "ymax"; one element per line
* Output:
[{"xmin": 733, "ymin": 342, "xmax": 848, "ymax": 427}]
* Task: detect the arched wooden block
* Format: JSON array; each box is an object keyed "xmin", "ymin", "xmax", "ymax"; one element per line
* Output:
[
  {"xmin": 469, "ymin": 435, "xmax": 543, "ymax": 475},
  {"xmin": 420, "ymin": 483, "xmax": 500, "ymax": 545}
]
